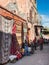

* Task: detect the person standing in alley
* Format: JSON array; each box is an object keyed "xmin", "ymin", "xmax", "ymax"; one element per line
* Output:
[
  {"xmin": 39, "ymin": 37, "xmax": 44, "ymax": 50},
  {"xmin": 33, "ymin": 37, "xmax": 37, "ymax": 50},
  {"xmin": 30, "ymin": 40, "xmax": 34, "ymax": 54}
]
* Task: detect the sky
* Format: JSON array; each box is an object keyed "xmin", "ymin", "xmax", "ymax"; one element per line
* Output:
[{"xmin": 37, "ymin": 0, "xmax": 49, "ymax": 28}]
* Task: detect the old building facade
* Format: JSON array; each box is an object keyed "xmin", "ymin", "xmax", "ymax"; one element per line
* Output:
[
  {"xmin": 0, "ymin": 0, "xmax": 41, "ymax": 64},
  {"xmin": 0, "ymin": 0, "xmax": 38, "ymax": 36}
]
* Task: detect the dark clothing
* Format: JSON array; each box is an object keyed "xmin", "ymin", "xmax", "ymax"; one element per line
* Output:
[
  {"xmin": 34, "ymin": 43, "xmax": 37, "ymax": 50},
  {"xmin": 40, "ymin": 44, "xmax": 43, "ymax": 50},
  {"xmin": 31, "ymin": 42, "xmax": 34, "ymax": 54},
  {"xmin": 22, "ymin": 42, "xmax": 25, "ymax": 48},
  {"xmin": 22, "ymin": 40, "xmax": 28, "ymax": 48},
  {"xmin": 33, "ymin": 38, "xmax": 37, "ymax": 50},
  {"xmin": 39, "ymin": 38, "xmax": 44, "ymax": 50}
]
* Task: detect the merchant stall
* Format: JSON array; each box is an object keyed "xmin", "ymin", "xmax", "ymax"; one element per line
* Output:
[{"xmin": 0, "ymin": 6, "xmax": 26, "ymax": 64}]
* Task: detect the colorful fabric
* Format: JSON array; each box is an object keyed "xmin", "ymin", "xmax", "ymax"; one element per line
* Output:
[{"xmin": 12, "ymin": 23, "xmax": 16, "ymax": 34}]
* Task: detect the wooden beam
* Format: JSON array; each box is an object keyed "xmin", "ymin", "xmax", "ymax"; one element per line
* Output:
[
  {"xmin": 0, "ymin": 6, "xmax": 26, "ymax": 22},
  {"xmin": 0, "ymin": 7, "xmax": 13, "ymax": 20}
]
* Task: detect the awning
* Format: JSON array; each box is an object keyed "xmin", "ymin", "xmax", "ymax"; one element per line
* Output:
[{"xmin": 34, "ymin": 25, "xmax": 43, "ymax": 28}]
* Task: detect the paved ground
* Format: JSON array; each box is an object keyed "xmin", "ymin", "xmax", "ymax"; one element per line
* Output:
[{"xmin": 6, "ymin": 44, "xmax": 49, "ymax": 65}]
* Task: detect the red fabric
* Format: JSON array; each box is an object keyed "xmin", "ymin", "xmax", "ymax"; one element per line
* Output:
[
  {"xmin": 11, "ymin": 22, "xmax": 22, "ymax": 58},
  {"xmin": 10, "ymin": 34, "xmax": 17, "ymax": 55},
  {"xmin": 39, "ymin": 38, "xmax": 44, "ymax": 44},
  {"xmin": 10, "ymin": 23, "xmax": 17, "ymax": 55},
  {"xmin": 12, "ymin": 23, "xmax": 16, "ymax": 34},
  {"xmin": 15, "ymin": 51, "xmax": 22, "ymax": 59}
]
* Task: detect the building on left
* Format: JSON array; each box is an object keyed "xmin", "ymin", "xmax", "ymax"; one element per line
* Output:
[
  {"xmin": 0, "ymin": 0, "xmax": 43, "ymax": 64},
  {"xmin": 0, "ymin": 5, "xmax": 27, "ymax": 64}
]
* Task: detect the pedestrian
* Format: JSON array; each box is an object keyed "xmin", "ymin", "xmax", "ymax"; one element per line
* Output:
[
  {"xmin": 39, "ymin": 37, "xmax": 44, "ymax": 50},
  {"xmin": 33, "ymin": 37, "xmax": 37, "ymax": 50},
  {"xmin": 24, "ymin": 40, "xmax": 30, "ymax": 56},
  {"xmin": 24, "ymin": 40, "xmax": 28, "ymax": 55},
  {"xmin": 30, "ymin": 41, "xmax": 34, "ymax": 54}
]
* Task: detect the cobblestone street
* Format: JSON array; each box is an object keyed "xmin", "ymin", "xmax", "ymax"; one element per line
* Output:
[{"xmin": 6, "ymin": 44, "xmax": 49, "ymax": 65}]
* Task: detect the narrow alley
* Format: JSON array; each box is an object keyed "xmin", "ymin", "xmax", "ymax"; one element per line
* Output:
[{"xmin": 6, "ymin": 44, "xmax": 49, "ymax": 65}]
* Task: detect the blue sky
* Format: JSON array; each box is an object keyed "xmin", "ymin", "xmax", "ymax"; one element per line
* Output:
[{"xmin": 37, "ymin": 0, "xmax": 49, "ymax": 27}]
